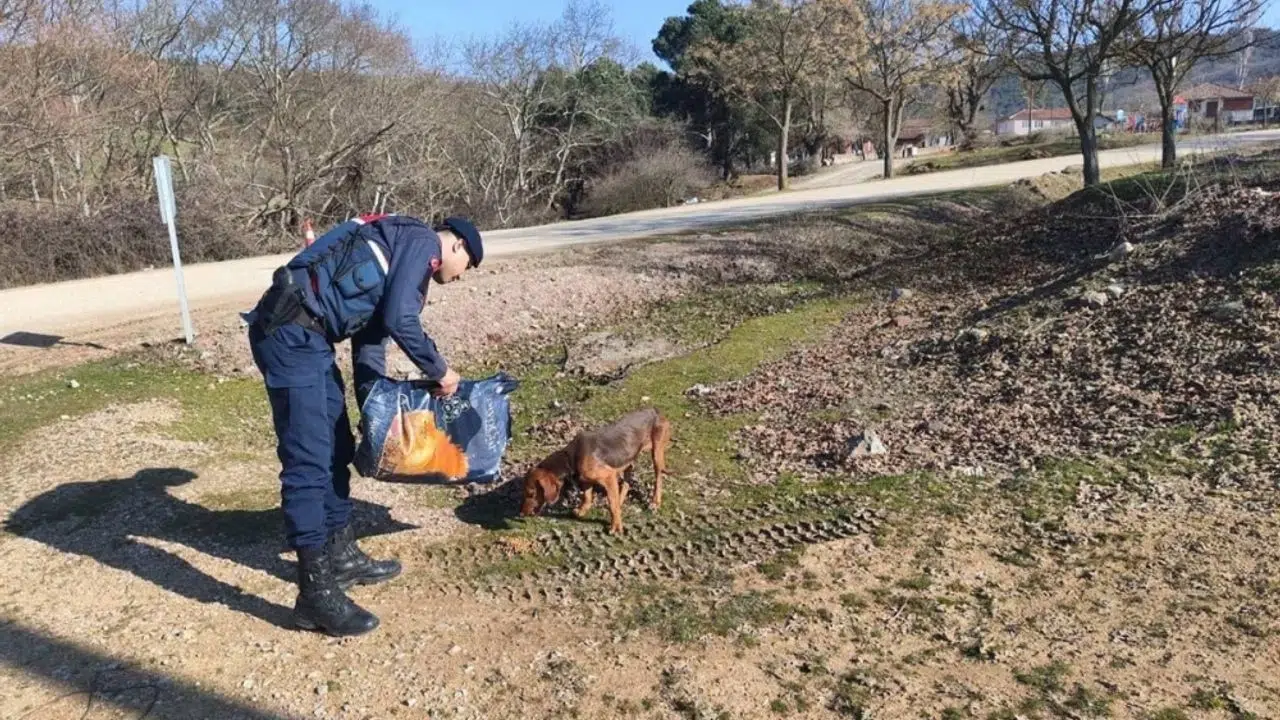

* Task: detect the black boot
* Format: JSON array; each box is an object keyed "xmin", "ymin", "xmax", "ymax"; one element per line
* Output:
[
  {"xmin": 293, "ymin": 546, "xmax": 379, "ymax": 637},
  {"xmin": 327, "ymin": 523, "xmax": 402, "ymax": 589}
]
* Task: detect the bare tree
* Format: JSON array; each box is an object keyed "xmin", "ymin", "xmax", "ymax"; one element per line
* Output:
[
  {"xmin": 945, "ymin": 10, "xmax": 1010, "ymax": 150},
  {"xmin": 1126, "ymin": 0, "xmax": 1262, "ymax": 167},
  {"xmin": 823, "ymin": 0, "xmax": 963, "ymax": 179},
  {"xmin": 978, "ymin": 0, "xmax": 1166, "ymax": 186},
  {"xmin": 1255, "ymin": 74, "xmax": 1280, "ymax": 128},
  {"xmin": 690, "ymin": 0, "xmax": 836, "ymax": 190}
]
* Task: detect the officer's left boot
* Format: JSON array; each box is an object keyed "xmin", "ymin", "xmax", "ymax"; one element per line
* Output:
[{"xmin": 327, "ymin": 523, "xmax": 402, "ymax": 589}]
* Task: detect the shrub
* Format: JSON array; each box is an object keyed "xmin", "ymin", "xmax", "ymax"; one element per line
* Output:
[
  {"xmin": 0, "ymin": 187, "xmax": 271, "ymax": 289},
  {"xmin": 579, "ymin": 144, "xmax": 713, "ymax": 218}
]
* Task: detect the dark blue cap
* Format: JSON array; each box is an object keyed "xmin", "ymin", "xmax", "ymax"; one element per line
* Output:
[{"xmin": 436, "ymin": 216, "xmax": 483, "ymax": 268}]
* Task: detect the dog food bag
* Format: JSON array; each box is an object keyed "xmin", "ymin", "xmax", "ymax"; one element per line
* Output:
[{"xmin": 354, "ymin": 372, "xmax": 520, "ymax": 483}]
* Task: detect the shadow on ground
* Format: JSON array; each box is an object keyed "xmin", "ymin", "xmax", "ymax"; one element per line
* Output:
[
  {"xmin": 1, "ymin": 620, "xmax": 299, "ymax": 719},
  {"xmin": 3, "ymin": 468, "xmax": 415, "ymax": 628}
]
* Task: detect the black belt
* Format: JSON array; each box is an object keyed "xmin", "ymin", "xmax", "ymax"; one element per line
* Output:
[{"xmin": 252, "ymin": 267, "xmax": 326, "ymax": 336}]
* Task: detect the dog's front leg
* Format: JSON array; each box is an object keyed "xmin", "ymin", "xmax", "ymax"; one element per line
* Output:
[{"xmin": 574, "ymin": 486, "xmax": 595, "ymax": 518}]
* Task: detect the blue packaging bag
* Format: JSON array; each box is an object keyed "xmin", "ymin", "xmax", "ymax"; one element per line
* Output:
[{"xmin": 354, "ymin": 372, "xmax": 520, "ymax": 483}]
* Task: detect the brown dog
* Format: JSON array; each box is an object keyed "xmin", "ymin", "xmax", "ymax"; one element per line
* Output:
[{"xmin": 520, "ymin": 408, "xmax": 671, "ymax": 534}]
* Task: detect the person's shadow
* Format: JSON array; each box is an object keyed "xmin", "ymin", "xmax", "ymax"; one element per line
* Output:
[{"xmin": 3, "ymin": 468, "xmax": 415, "ymax": 629}]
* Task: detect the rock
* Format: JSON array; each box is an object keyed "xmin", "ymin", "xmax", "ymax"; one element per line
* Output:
[
  {"xmin": 685, "ymin": 384, "xmax": 714, "ymax": 397},
  {"xmin": 1080, "ymin": 290, "xmax": 1109, "ymax": 308},
  {"xmin": 890, "ymin": 315, "xmax": 913, "ymax": 328},
  {"xmin": 316, "ymin": 684, "xmax": 328, "ymax": 696},
  {"xmin": 890, "ymin": 288, "xmax": 914, "ymax": 302},
  {"xmin": 1105, "ymin": 283, "xmax": 1124, "ymax": 299},
  {"xmin": 242, "ymin": 678, "xmax": 255, "ymax": 690},
  {"xmin": 448, "ymin": 644, "xmax": 462, "ymax": 656},
  {"xmin": 846, "ymin": 429, "xmax": 887, "ymax": 459},
  {"xmin": 1110, "ymin": 242, "xmax": 1134, "ymax": 262},
  {"xmin": 1211, "ymin": 300, "xmax": 1246, "ymax": 321},
  {"xmin": 67, "ymin": 379, "xmax": 80, "ymax": 389},
  {"xmin": 640, "ymin": 395, "xmax": 651, "ymax": 403}
]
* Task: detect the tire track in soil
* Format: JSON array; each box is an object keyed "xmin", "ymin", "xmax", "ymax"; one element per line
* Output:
[{"xmin": 407, "ymin": 494, "xmax": 885, "ymax": 607}]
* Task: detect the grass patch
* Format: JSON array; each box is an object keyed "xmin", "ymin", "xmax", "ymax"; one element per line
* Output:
[
  {"xmin": 0, "ymin": 355, "xmax": 272, "ymax": 456},
  {"xmin": 896, "ymin": 573, "xmax": 933, "ymax": 591},
  {"xmin": 1146, "ymin": 709, "xmax": 1189, "ymax": 720},
  {"xmin": 758, "ymin": 548, "xmax": 804, "ymax": 581},
  {"xmin": 198, "ymin": 487, "xmax": 277, "ymax": 512},
  {"xmin": 1014, "ymin": 661, "xmax": 1070, "ymax": 694},
  {"xmin": 1064, "ymin": 684, "xmax": 1113, "ymax": 716},
  {"xmin": 904, "ymin": 134, "xmax": 1152, "ymax": 174},
  {"xmin": 620, "ymin": 588, "xmax": 796, "ymax": 644}
]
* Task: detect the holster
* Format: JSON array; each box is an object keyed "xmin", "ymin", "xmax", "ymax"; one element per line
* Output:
[{"xmin": 251, "ymin": 267, "xmax": 325, "ymax": 336}]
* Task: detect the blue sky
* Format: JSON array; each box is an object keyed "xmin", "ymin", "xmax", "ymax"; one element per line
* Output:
[
  {"xmin": 369, "ymin": 0, "xmax": 692, "ymax": 66},
  {"xmin": 372, "ymin": 0, "xmax": 1280, "ymax": 68}
]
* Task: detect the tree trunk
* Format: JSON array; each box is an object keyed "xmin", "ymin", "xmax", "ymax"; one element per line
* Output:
[
  {"xmin": 776, "ymin": 97, "xmax": 792, "ymax": 191},
  {"xmin": 1160, "ymin": 97, "xmax": 1176, "ymax": 168},
  {"xmin": 1075, "ymin": 119, "xmax": 1101, "ymax": 186},
  {"xmin": 882, "ymin": 99, "xmax": 895, "ymax": 179}
]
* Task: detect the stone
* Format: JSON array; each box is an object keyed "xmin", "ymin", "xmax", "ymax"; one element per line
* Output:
[
  {"xmin": 847, "ymin": 429, "xmax": 887, "ymax": 459},
  {"xmin": 685, "ymin": 384, "xmax": 714, "ymax": 397},
  {"xmin": 890, "ymin": 288, "xmax": 915, "ymax": 302},
  {"xmin": 1110, "ymin": 242, "xmax": 1134, "ymax": 262},
  {"xmin": 1080, "ymin": 291, "xmax": 1109, "ymax": 308},
  {"xmin": 890, "ymin": 315, "xmax": 913, "ymax": 328},
  {"xmin": 1211, "ymin": 300, "xmax": 1246, "ymax": 321},
  {"xmin": 1105, "ymin": 283, "xmax": 1125, "ymax": 299},
  {"xmin": 448, "ymin": 644, "xmax": 462, "ymax": 656},
  {"xmin": 67, "ymin": 379, "xmax": 80, "ymax": 389}
]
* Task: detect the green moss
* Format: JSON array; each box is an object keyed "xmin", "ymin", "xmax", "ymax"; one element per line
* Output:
[{"xmin": 0, "ymin": 356, "xmax": 272, "ymax": 455}]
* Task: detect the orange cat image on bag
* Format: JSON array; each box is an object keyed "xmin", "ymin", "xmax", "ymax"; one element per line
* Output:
[{"xmin": 378, "ymin": 409, "xmax": 469, "ymax": 479}]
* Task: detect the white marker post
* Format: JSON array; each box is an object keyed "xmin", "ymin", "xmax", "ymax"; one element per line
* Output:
[{"xmin": 152, "ymin": 155, "xmax": 195, "ymax": 344}]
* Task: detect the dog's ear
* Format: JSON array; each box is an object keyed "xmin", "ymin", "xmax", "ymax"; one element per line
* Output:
[
  {"xmin": 520, "ymin": 469, "xmax": 563, "ymax": 516},
  {"xmin": 520, "ymin": 470, "xmax": 543, "ymax": 516},
  {"xmin": 537, "ymin": 471, "xmax": 563, "ymax": 507}
]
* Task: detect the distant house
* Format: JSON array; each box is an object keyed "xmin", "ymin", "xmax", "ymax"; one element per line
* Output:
[
  {"xmin": 1093, "ymin": 111, "xmax": 1126, "ymax": 133},
  {"xmin": 895, "ymin": 119, "xmax": 951, "ymax": 154},
  {"xmin": 1181, "ymin": 83, "xmax": 1255, "ymax": 124},
  {"xmin": 996, "ymin": 108, "xmax": 1074, "ymax": 136}
]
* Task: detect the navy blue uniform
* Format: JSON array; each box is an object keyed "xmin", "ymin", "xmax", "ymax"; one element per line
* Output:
[{"xmin": 245, "ymin": 214, "xmax": 448, "ymax": 550}]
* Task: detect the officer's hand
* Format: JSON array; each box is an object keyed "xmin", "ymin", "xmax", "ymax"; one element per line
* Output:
[{"xmin": 432, "ymin": 368, "xmax": 461, "ymax": 397}]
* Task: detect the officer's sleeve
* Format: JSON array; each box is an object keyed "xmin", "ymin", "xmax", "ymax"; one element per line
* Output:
[
  {"xmin": 380, "ymin": 232, "xmax": 449, "ymax": 381},
  {"xmin": 351, "ymin": 324, "xmax": 388, "ymax": 406}
]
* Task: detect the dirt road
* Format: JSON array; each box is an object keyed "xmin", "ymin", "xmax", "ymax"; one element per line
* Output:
[{"xmin": 2, "ymin": 130, "xmax": 1277, "ymax": 349}]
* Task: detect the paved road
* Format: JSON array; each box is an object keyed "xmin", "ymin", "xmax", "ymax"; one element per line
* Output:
[{"xmin": 3, "ymin": 129, "xmax": 1277, "ymax": 342}]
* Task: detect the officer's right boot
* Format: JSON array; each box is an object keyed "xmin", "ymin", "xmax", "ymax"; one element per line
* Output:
[{"xmin": 292, "ymin": 546, "xmax": 380, "ymax": 637}]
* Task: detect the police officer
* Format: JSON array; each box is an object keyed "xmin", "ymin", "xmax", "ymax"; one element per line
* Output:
[{"xmin": 244, "ymin": 213, "xmax": 483, "ymax": 637}]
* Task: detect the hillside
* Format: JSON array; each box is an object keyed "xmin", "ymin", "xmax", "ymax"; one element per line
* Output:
[{"xmin": 986, "ymin": 27, "xmax": 1280, "ymax": 119}]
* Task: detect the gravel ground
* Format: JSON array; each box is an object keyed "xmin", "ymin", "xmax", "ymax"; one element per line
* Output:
[{"xmin": 5, "ymin": 170, "xmax": 1279, "ymax": 718}]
